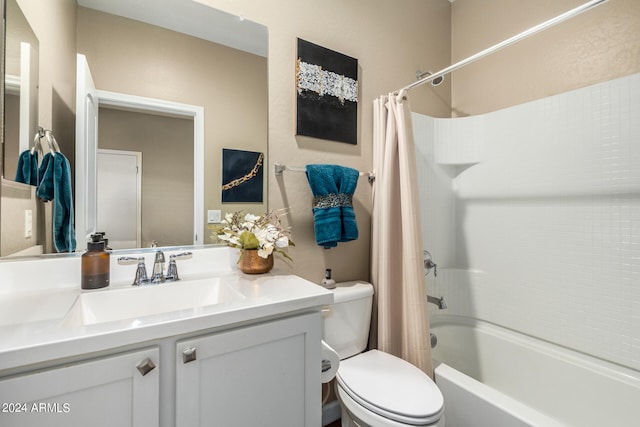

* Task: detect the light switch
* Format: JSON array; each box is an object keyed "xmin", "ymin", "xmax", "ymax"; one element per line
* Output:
[
  {"xmin": 207, "ymin": 210, "xmax": 222, "ymax": 224},
  {"xmin": 24, "ymin": 210, "xmax": 32, "ymax": 238}
]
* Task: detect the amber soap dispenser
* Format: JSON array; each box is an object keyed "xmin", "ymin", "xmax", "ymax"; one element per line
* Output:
[{"xmin": 81, "ymin": 234, "xmax": 110, "ymax": 290}]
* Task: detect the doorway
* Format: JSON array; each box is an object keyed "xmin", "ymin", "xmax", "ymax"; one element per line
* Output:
[
  {"xmin": 76, "ymin": 53, "xmax": 204, "ymax": 247},
  {"xmin": 98, "ymin": 107, "xmax": 194, "ymax": 248},
  {"xmin": 97, "ymin": 149, "xmax": 142, "ymax": 249}
]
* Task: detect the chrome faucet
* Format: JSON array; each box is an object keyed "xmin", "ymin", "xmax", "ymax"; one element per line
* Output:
[
  {"xmin": 427, "ymin": 295, "xmax": 447, "ymax": 310},
  {"xmin": 150, "ymin": 250, "xmax": 166, "ymax": 283},
  {"xmin": 118, "ymin": 251, "xmax": 192, "ymax": 286}
]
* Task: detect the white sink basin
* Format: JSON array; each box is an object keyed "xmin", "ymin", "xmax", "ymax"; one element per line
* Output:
[{"xmin": 63, "ymin": 278, "xmax": 245, "ymax": 327}]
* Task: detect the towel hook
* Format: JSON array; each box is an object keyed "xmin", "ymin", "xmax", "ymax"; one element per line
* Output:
[
  {"xmin": 44, "ymin": 130, "xmax": 61, "ymax": 154},
  {"xmin": 30, "ymin": 127, "xmax": 60, "ymax": 156}
]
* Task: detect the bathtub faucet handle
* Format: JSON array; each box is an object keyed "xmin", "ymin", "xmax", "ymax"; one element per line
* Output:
[{"xmin": 424, "ymin": 250, "xmax": 438, "ymax": 277}]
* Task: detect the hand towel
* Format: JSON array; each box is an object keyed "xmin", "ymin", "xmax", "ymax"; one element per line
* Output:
[
  {"xmin": 15, "ymin": 150, "xmax": 38, "ymax": 186},
  {"xmin": 305, "ymin": 164, "xmax": 359, "ymax": 248},
  {"xmin": 37, "ymin": 153, "xmax": 76, "ymax": 252}
]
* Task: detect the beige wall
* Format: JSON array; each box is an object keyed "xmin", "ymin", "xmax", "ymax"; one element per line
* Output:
[
  {"xmin": 98, "ymin": 107, "xmax": 194, "ymax": 248},
  {"xmin": 77, "ymin": 7, "xmax": 268, "ymax": 246},
  {"xmin": 2, "ymin": 0, "xmax": 451, "ymax": 266},
  {"xmin": 451, "ymin": 0, "xmax": 640, "ymax": 116},
  {"xmin": 198, "ymin": 0, "xmax": 452, "ymax": 283}
]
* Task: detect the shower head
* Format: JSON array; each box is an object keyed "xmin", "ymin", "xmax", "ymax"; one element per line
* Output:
[{"xmin": 416, "ymin": 70, "xmax": 444, "ymax": 87}]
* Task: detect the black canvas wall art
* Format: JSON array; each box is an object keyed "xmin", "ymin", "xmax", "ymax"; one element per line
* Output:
[
  {"xmin": 221, "ymin": 149, "xmax": 264, "ymax": 203},
  {"xmin": 296, "ymin": 38, "xmax": 358, "ymax": 144}
]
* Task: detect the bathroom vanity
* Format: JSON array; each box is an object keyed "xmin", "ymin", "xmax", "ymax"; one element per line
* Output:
[{"xmin": 0, "ymin": 246, "xmax": 332, "ymax": 426}]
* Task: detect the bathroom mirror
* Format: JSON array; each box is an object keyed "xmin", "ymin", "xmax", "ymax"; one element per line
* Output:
[
  {"xmin": 2, "ymin": 0, "xmax": 39, "ymax": 182},
  {"xmin": 1, "ymin": 0, "xmax": 268, "ymax": 256}
]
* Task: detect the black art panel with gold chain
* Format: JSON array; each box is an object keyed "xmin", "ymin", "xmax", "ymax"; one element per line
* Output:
[{"xmin": 221, "ymin": 149, "xmax": 264, "ymax": 203}]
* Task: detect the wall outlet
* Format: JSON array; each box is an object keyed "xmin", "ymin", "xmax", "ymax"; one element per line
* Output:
[
  {"xmin": 207, "ymin": 210, "xmax": 222, "ymax": 224},
  {"xmin": 24, "ymin": 210, "xmax": 32, "ymax": 238}
]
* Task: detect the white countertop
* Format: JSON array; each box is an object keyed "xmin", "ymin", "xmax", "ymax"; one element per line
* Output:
[{"xmin": 0, "ymin": 247, "xmax": 333, "ymax": 371}]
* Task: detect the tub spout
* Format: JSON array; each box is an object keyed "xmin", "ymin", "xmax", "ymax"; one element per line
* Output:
[{"xmin": 427, "ymin": 295, "xmax": 447, "ymax": 310}]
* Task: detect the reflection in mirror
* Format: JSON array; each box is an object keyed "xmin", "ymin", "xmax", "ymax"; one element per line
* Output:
[
  {"xmin": 97, "ymin": 107, "xmax": 194, "ymax": 249},
  {"xmin": 3, "ymin": 0, "xmax": 39, "ymax": 183},
  {"xmin": 1, "ymin": 0, "xmax": 268, "ymax": 257},
  {"xmin": 75, "ymin": 1, "xmax": 268, "ymax": 251}
]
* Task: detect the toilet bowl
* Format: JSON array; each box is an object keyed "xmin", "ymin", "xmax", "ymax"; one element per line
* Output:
[{"xmin": 323, "ymin": 281, "xmax": 445, "ymax": 427}]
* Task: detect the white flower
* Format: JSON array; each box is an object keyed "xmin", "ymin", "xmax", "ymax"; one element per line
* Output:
[
  {"xmin": 258, "ymin": 244, "xmax": 274, "ymax": 258},
  {"xmin": 252, "ymin": 227, "xmax": 265, "ymax": 241},
  {"xmin": 266, "ymin": 225, "xmax": 280, "ymax": 242},
  {"xmin": 218, "ymin": 233, "xmax": 239, "ymax": 247},
  {"xmin": 275, "ymin": 236, "xmax": 289, "ymax": 248},
  {"xmin": 244, "ymin": 213, "xmax": 260, "ymax": 222}
]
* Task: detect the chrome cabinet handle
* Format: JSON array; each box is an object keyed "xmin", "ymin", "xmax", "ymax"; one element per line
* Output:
[
  {"xmin": 136, "ymin": 358, "xmax": 156, "ymax": 376},
  {"xmin": 182, "ymin": 347, "xmax": 197, "ymax": 364}
]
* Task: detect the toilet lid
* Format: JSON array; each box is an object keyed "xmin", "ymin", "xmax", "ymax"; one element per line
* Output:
[{"xmin": 336, "ymin": 350, "xmax": 444, "ymax": 425}]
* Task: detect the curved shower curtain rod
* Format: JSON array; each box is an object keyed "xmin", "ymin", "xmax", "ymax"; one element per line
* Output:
[{"xmin": 395, "ymin": 0, "xmax": 608, "ymax": 97}]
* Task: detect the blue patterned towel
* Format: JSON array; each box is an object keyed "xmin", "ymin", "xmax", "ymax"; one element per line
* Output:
[{"xmin": 305, "ymin": 164, "xmax": 359, "ymax": 248}]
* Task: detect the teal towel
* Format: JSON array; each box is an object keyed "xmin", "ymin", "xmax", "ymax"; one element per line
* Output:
[
  {"xmin": 15, "ymin": 150, "xmax": 38, "ymax": 186},
  {"xmin": 37, "ymin": 153, "xmax": 76, "ymax": 252},
  {"xmin": 305, "ymin": 164, "xmax": 359, "ymax": 248}
]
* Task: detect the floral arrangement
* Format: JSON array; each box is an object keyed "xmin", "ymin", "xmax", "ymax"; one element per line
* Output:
[{"xmin": 214, "ymin": 211, "xmax": 294, "ymax": 260}]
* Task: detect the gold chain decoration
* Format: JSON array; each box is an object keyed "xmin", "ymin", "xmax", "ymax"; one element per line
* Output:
[{"xmin": 221, "ymin": 153, "xmax": 264, "ymax": 191}]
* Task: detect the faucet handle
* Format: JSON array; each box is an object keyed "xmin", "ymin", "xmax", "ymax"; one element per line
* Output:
[
  {"xmin": 172, "ymin": 252, "xmax": 193, "ymax": 260},
  {"xmin": 425, "ymin": 260, "xmax": 438, "ymax": 277},
  {"xmin": 166, "ymin": 252, "xmax": 193, "ymax": 281},
  {"xmin": 423, "ymin": 250, "xmax": 438, "ymax": 277},
  {"xmin": 118, "ymin": 256, "xmax": 149, "ymax": 286}
]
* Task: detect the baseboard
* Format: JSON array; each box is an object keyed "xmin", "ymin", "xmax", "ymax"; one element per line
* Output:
[{"xmin": 322, "ymin": 400, "xmax": 341, "ymax": 426}]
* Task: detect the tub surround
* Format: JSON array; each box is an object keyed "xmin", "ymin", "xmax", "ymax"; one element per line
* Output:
[{"xmin": 416, "ymin": 72, "xmax": 640, "ymax": 372}]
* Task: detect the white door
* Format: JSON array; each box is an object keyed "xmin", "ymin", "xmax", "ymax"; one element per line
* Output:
[
  {"xmin": 0, "ymin": 347, "xmax": 159, "ymax": 427},
  {"xmin": 97, "ymin": 149, "xmax": 142, "ymax": 249},
  {"xmin": 75, "ymin": 54, "xmax": 99, "ymax": 244}
]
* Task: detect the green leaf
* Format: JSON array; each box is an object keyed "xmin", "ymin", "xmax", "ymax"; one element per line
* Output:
[{"xmin": 238, "ymin": 231, "xmax": 260, "ymax": 249}]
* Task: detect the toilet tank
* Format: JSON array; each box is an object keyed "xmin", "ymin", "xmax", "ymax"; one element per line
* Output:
[{"xmin": 322, "ymin": 281, "xmax": 374, "ymax": 360}]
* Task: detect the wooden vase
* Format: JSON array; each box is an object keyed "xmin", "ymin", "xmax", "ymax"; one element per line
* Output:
[{"xmin": 238, "ymin": 249, "xmax": 274, "ymax": 274}]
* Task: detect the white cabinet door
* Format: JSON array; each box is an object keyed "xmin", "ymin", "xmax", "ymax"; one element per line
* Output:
[
  {"xmin": 0, "ymin": 347, "xmax": 159, "ymax": 427},
  {"xmin": 176, "ymin": 312, "xmax": 322, "ymax": 427}
]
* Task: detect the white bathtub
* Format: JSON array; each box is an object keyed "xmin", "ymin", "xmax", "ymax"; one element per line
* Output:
[{"xmin": 430, "ymin": 315, "xmax": 640, "ymax": 426}]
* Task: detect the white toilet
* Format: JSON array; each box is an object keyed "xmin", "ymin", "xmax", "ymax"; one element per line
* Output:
[{"xmin": 323, "ymin": 281, "xmax": 445, "ymax": 427}]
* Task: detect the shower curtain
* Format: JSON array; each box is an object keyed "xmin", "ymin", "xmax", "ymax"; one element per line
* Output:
[{"xmin": 371, "ymin": 92, "xmax": 433, "ymax": 377}]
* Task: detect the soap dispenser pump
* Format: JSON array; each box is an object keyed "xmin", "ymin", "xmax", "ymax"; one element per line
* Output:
[
  {"xmin": 321, "ymin": 268, "xmax": 336, "ymax": 289},
  {"xmin": 81, "ymin": 233, "xmax": 110, "ymax": 290}
]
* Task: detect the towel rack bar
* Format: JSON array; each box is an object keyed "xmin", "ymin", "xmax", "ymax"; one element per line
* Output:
[{"xmin": 274, "ymin": 163, "xmax": 375, "ymax": 182}]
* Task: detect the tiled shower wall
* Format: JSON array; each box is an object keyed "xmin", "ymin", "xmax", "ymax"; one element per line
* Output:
[{"xmin": 414, "ymin": 72, "xmax": 640, "ymax": 371}]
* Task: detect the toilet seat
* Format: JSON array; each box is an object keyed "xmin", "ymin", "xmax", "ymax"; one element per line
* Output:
[{"xmin": 336, "ymin": 350, "xmax": 444, "ymax": 425}]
